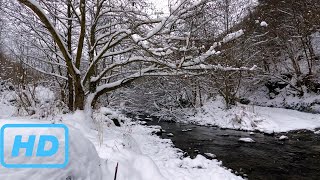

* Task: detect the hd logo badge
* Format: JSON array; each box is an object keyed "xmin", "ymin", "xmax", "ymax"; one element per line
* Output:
[{"xmin": 0, "ymin": 124, "xmax": 69, "ymax": 168}]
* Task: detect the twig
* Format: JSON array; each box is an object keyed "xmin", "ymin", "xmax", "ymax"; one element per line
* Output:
[{"xmin": 114, "ymin": 162, "xmax": 119, "ymax": 180}]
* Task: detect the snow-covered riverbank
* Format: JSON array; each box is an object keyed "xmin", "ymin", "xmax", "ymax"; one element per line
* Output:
[
  {"xmin": 0, "ymin": 108, "xmax": 243, "ymax": 180},
  {"xmin": 185, "ymin": 97, "xmax": 320, "ymax": 133}
]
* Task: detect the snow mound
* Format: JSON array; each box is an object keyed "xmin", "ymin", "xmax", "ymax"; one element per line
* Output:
[
  {"xmin": 260, "ymin": 21, "xmax": 268, "ymax": 27},
  {"xmin": 61, "ymin": 111, "xmax": 166, "ymax": 180},
  {"xmin": 278, "ymin": 135, "xmax": 289, "ymax": 140},
  {"xmin": 167, "ymin": 133, "xmax": 174, "ymax": 137},
  {"xmin": 239, "ymin": 138, "xmax": 255, "ymax": 143},
  {"xmin": 204, "ymin": 153, "xmax": 217, "ymax": 159},
  {"xmin": 91, "ymin": 126, "xmax": 167, "ymax": 180}
]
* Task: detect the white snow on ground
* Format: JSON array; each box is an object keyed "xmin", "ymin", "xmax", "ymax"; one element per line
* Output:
[
  {"xmin": 204, "ymin": 153, "xmax": 217, "ymax": 159},
  {"xmin": 125, "ymin": 125, "xmax": 242, "ymax": 180},
  {"xmin": 166, "ymin": 133, "xmax": 174, "ymax": 137},
  {"xmin": 186, "ymin": 97, "xmax": 320, "ymax": 133},
  {"xmin": 260, "ymin": 21, "xmax": 268, "ymax": 27},
  {"xmin": 278, "ymin": 135, "xmax": 289, "ymax": 140},
  {"xmin": 239, "ymin": 138, "xmax": 255, "ymax": 143},
  {"xmin": 0, "ymin": 108, "xmax": 243, "ymax": 180},
  {"xmin": 248, "ymin": 87, "xmax": 320, "ymax": 114}
]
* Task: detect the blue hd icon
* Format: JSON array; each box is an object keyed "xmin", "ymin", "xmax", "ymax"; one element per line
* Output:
[{"xmin": 0, "ymin": 124, "xmax": 69, "ymax": 168}]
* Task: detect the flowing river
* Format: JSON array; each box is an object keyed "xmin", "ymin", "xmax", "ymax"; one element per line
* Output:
[{"xmin": 130, "ymin": 114, "xmax": 320, "ymax": 180}]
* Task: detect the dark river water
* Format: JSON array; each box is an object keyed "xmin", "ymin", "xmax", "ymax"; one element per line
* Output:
[{"xmin": 129, "ymin": 114, "xmax": 320, "ymax": 180}]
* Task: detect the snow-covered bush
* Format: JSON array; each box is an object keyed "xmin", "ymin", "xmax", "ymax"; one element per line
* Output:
[
  {"xmin": 92, "ymin": 107, "xmax": 131, "ymax": 145},
  {"xmin": 229, "ymin": 105, "xmax": 263, "ymax": 128},
  {"xmin": 186, "ymin": 96, "xmax": 266, "ymax": 130},
  {"xmin": 107, "ymin": 76, "xmax": 202, "ymax": 121},
  {"xmin": 12, "ymin": 84, "xmax": 68, "ymax": 118},
  {"xmin": 94, "ymin": 107, "xmax": 130, "ymax": 127},
  {"xmin": 246, "ymin": 80, "xmax": 320, "ymax": 113},
  {"xmin": 0, "ymin": 80, "xmax": 16, "ymax": 118}
]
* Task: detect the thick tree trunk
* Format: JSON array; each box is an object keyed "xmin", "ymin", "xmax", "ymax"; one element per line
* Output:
[
  {"xmin": 67, "ymin": 74, "xmax": 74, "ymax": 111},
  {"xmin": 66, "ymin": 0, "xmax": 74, "ymax": 111},
  {"xmin": 74, "ymin": 75, "xmax": 85, "ymax": 110}
]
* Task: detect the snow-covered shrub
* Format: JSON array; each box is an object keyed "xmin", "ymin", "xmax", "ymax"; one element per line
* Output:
[
  {"xmin": 246, "ymin": 80, "xmax": 320, "ymax": 113},
  {"xmin": 94, "ymin": 107, "xmax": 130, "ymax": 127},
  {"xmin": 93, "ymin": 107, "xmax": 131, "ymax": 145},
  {"xmin": 13, "ymin": 85, "xmax": 68, "ymax": 118},
  {"xmin": 0, "ymin": 80, "xmax": 16, "ymax": 118},
  {"xmin": 229, "ymin": 105, "xmax": 263, "ymax": 128},
  {"xmin": 186, "ymin": 96, "xmax": 266, "ymax": 130},
  {"xmin": 107, "ymin": 76, "xmax": 201, "ymax": 121}
]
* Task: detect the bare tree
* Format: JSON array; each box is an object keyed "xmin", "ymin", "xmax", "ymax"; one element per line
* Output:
[{"xmin": 2, "ymin": 0, "xmax": 255, "ymax": 114}]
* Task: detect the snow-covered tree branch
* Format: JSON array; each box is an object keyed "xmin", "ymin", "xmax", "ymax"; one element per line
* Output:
[{"xmin": 3, "ymin": 0, "xmax": 256, "ymax": 112}]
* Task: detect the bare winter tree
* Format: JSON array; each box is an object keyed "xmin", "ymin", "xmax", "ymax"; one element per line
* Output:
[
  {"xmin": 250, "ymin": 0, "xmax": 320, "ymax": 97},
  {"xmin": 182, "ymin": 0, "xmax": 259, "ymax": 108},
  {"xmin": 2, "ymin": 0, "xmax": 255, "ymax": 113}
]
